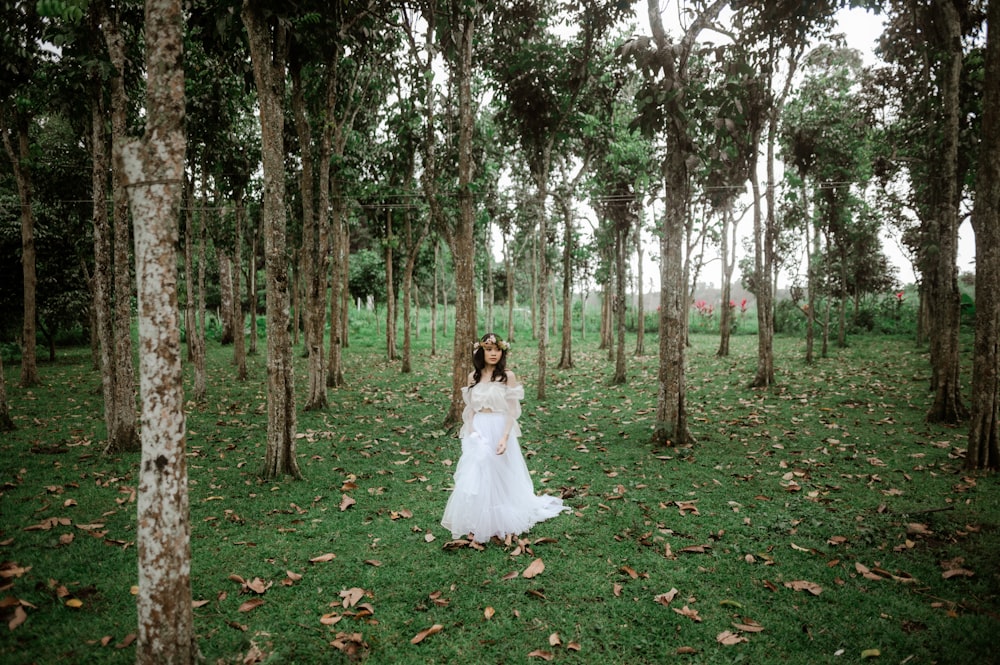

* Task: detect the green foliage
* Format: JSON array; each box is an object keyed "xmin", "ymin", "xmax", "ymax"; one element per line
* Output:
[{"xmin": 348, "ymin": 248, "xmax": 387, "ymax": 306}]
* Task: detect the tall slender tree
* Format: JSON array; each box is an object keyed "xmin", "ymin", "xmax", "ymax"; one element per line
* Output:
[
  {"xmin": 243, "ymin": 1, "xmax": 301, "ymax": 479},
  {"xmin": 115, "ymin": 0, "xmax": 197, "ymax": 659},
  {"xmin": 625, "ymin": 0, "xmax": 727, "ymax": 446},
  {"xmin": 0, "ymin": 0, "xmax": 43, "ymax": 388},
  {"xmin": 966, "ymin": 0, "xmax": 1000, "ymax": 470}
]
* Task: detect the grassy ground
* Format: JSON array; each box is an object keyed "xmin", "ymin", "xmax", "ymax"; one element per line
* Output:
[{"xmin": 1, "ymin": 322, "xmax": 998, "ymax": 664}]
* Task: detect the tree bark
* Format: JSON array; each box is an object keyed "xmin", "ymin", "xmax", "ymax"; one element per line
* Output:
[
  {"xmin": 243, "ymin": 2, "xmax": 301, "ymax": 479},
  {"xmin": 717, "ymin": 206, "xmax": 734, "ymax": 357},
  {"xmin": 217, "ymin": 246, "xmax": 235, "ymax": 345},
  {"xmin": 924, "ymin": 0, "xmax": 966, "ymax": 424},
  {"xmin": 116, "ymin": 0, "xmax": 197, "ymax": 661},
  {"xmin": 445, "ymin": 7, "xmax": 478, "ymax": 428},
  {"xmin": 635, "ymin": 211, "xmax": 646, "ymax": 356},
  {"xmin": 232, "ymin": 189, "xmax": 247, "ymax": 380},
  {"xmin": 292, "ymin": 57, "xmax": 327, "ymax": 410},
  {"xmin": 612, "ymin": 205, "xmax": 629, "ymax": 385},
  {"xmin": 1, "ymin": 109, "xmax": 39, "ymax": 387},
  {"xmin": 557, "ymin": 194, "xmax": 574, "ymax": 369},
  {"xmin": 385, "ymin": 210, "xmax": 399, "ymax": 360},
  {"xmin": 645, "ymin": 0, "xmax": 727, "ymax": 445},
  {"xmin": 89, "ymin": 73, "xmax": 119, "ymax": 449},
  {"xmin": 0, "ymin": 352, "xmax": 13, "ymax": 431},
  {"xmin": 966, "ymin": 0, "xmax": 1000, "ymax": 470},
  {"xmin": 401, "ymin": 207, "xmax": 429, "ymax": 374},
  {"xmin": 95, "ymin": 0, "xmax": 140, "ymax": 454}
]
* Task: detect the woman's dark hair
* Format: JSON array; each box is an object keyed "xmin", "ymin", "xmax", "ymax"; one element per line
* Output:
[{"xmin": 471, "ymin": 332, "xmax": 508, "ymax": 386}]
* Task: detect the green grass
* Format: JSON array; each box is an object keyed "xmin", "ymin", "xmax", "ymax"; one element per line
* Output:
[{"xmin": 1, "ymin": 323, "xmax": 998, "ymax": 664}]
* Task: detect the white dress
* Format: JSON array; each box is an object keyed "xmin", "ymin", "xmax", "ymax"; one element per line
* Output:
[{"xmin": 441, "ymin": 379, "xmax": 570, "ymax": 542}]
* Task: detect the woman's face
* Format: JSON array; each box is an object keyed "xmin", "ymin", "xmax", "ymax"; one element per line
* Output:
[{"xmin": 481, "ymin": 342, "xmax": 502, "ymax": 366}]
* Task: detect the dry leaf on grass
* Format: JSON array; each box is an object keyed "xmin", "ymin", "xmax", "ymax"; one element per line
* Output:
[
  {"xmin": 673, "ymin": 605, "xmax": 702, "ymax": 622},
  {"xmin": 237, "ymin": 598, "xmax": 263, "ymax": 613},
  {"xmin": 717, "ymin": 630, "xmax": 749, "ymax": 645},
  {"xmin": 522, "ymin": 558, "xmax": 545, "ymax": 579},
  {"xmin": 527, "ymin": 649, "xmax": 554, "ymax": 660},
  {"xmin": 410, "ymin": 623, "xmax": 443, "ymax": 644},
  {"xmin": 309, "ymin": 552, "xmax": 336, "ymax": 563},
  {"xmin": 784, "ymin": 580, "xmax": 823, "ymax": 595},
  {"xmin": 654, "ymin": 588, "xmax": 679, "ymax": 606}
]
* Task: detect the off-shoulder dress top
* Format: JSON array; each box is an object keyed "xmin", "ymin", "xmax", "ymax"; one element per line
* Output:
[{"xmin": 460, "ymin": 380, "xmax": 524, "ymax": 438}]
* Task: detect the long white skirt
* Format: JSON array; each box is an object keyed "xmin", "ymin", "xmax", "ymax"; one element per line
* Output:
[{"xmin": 441, "ymin": 412, "xmax": 569, "ymax": 542}]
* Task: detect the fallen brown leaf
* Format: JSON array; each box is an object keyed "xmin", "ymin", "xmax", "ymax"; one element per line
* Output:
[
  {"xmin": 309, "ymin": 553, "xmax": 336, "ymax": 563},
  {"xmin": 784, "ymin": 580, "xmax": 822, "ymax": 595},
  {"xmin": 237, "ymin": 598, "xmax": 263, "ymax": 613},
  {"xmin": 8, "ymin": 606, "xmax": 27, "ymax": 630},
  {"xmin": 339, "ymin": 587, "xmax": 366, "ymax": 608},
  {"xmin": 717, "ymin": 630, "xmax": 749, "ymax": 645},
  {"xmin": 654, "ymin": 588, "xmax": 679, "ymax": 606},
  {"xmin": 410, "ymin": 623, "xmax": 443, "ymax": 644},
  {"xmin": 522, "ymin": 558, "xmax": 545, "ymax": 579},
  {"xmin": 673, "ymin": 605, "xmax": 702, "ymax": 622},
  {"xmin": 527, "ymin": 649, "xmax": 554, "ymax": 661}
]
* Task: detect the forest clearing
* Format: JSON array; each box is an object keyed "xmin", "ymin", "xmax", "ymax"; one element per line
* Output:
[
  {"xmin": 1, "ymin": 329, "xmax": 997, "ymax": 664},
  {"xmin": 3, "ymin": 0, "xmax": 1000, "ymax": 662}
]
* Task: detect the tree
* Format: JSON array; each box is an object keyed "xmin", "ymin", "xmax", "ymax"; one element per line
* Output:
[
  {"xmin": 243, "ymin": 1, "xmax": 301, "ymax": 479},
  {"xmin": 489, "ymin": 0, "xmax": 630, "ymax": 400},
  {"xmin": 875, "ymin": 0, "xmax": 974, "ymax": 423},
  {"xmin": 781, "ymin": 45, "xmax": 875, "ymax": 350},
  {"xmin": 966, "ymin": 0, "xmax": 1000, "ymax": 471},
  {"xmin": 626, "ymin": 0, "xmax": 727, "ymax": 446},
  {"xmin": 0, "ymin": 0, "xmax": 43, "ymax": 387},
  {"xmin": 115, "ymin": 0, "xmax": 197, "ymax": 660},
  {"xmin": 0, "ymin": 351, "xmax": 13, "ymax": 431}
]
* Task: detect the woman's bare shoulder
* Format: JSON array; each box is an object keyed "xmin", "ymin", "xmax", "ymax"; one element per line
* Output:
[
  {"xmin": 466, "ymin": 371, "xmax": 476, "ymax": 386},
  {"xmin": 505, "ymin": 370, "xmax": 519, "ymax": 385}
]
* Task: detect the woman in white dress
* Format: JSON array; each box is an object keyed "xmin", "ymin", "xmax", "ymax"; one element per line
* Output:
[{"xmin": 441, "ymin": 332, "xmax": 570, "ymax": 543}]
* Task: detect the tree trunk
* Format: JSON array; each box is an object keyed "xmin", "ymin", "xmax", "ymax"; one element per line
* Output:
[
  {"xmin": 89, "ymin": 76, "xmax": 120, "ymax": 450},
  {"xmin": 966, "ymin": 0, "xmax": 1000, "ymax": 470},
  {"xmin": 116, "ymin": 0, "xmax": 197, "ymax": 661},
  {"xmin": 244, "ymin": 4, "xmax": 301, "ymax": 480},
  {"xmin": 0, "ymin": 109, "xmax": 39, "ymax": 387},
  {"xmin": 652, "ymin": 146, "xmax": 689, "ymax": 446},
  {"xmin": 233, "ymin": 189, "xmax": 247, "ymax": 380},
  {"xmin": 635, "ymin": 212, "xmax": 646, "ymax": 357},
  {"xmin": 99, "ymin": 0, "xmax": 140, "ymax": 453},
  {"xmin": 557, "ymin": 195, "xmax": 574, "ymax": 369},
  {"xmin": 401, "ymin": 209, "xmax": 429, "ymax": 374},
  {"xmin": 183, "ymin": 174, "xmax": 206, "ymax": 400},
  {"xmin": 534, "ymin": 160, "xmax": 551, "ymax": 400},
  {"xmin": 218, "ymin": 246, "xmax": 235, "ymax": 345},
  {"xmin": 750, "ymin": 120, "xmax": 775, "ymax": 388},
  {"xmin": 925, "ymin": 0, "xmax": 966, "ymax": 424},
  {"xmin": 385, "ymin": 210, "xmax": 399, "ymax": 361},
  {"xmin": 717, "ymin": 207, "xmax": 733, "ymax": 357},
  {"xmin": 505, "ymin": 243, "xmax": 515, "ymax": 343},
  {"xmin": 0, "ymin": 352, "xmax": 13, "ymax": 431},
  {"xmin": 445, "ymin": 7, "xmax": 478, "ymax": 428},
  {"xmin": 431, "ymin": 240, "xmax": 439, "ymax": 356},
  {"xmin": 612, "ymin": 211, "xmax": 628, "ymax": 385},
  {"xmin": 292, "ymin": 58, "xmax": 327, "ymax": 410},
  {"xmin": 248, "ymin": 229, "xmax": 258, "ymax": 356}
]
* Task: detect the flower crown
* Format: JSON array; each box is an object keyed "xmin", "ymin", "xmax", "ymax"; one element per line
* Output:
[{"xmin": 473, "ymin": 334, "xmax": 510, "ymax": 352}]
